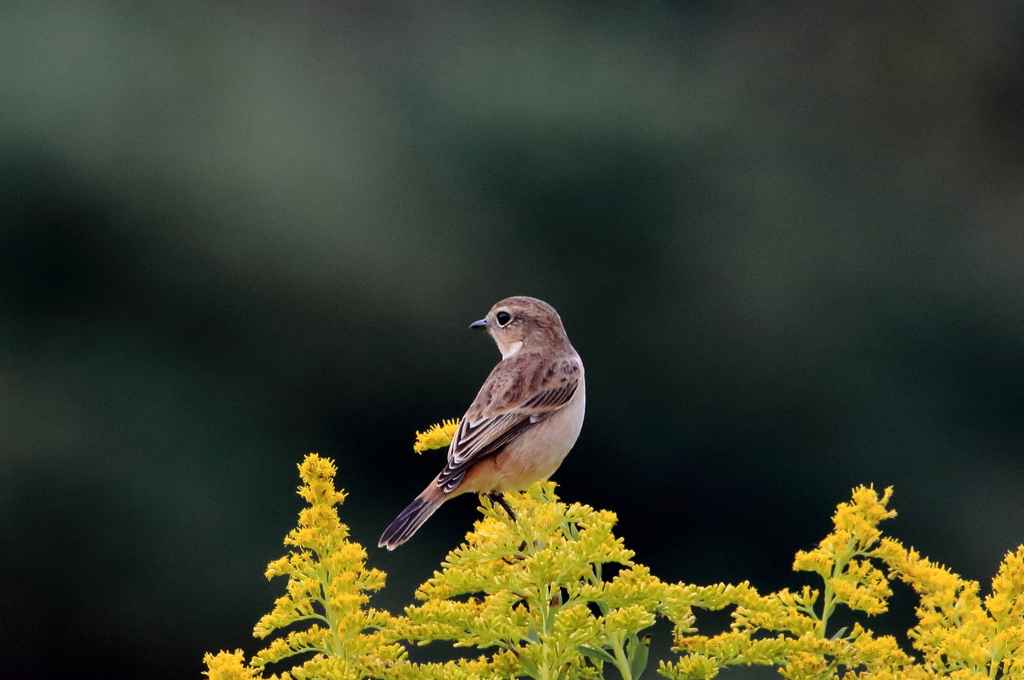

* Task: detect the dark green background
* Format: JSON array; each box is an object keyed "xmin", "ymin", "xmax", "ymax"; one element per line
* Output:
[{"xmin": 2, "ymin": 1, "xmax": 1023, "ymax": 678}]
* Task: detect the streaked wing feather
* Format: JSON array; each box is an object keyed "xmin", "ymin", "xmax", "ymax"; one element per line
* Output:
[
  {"xmin": 448, "ymin": 412, "xmax": 521, "ymax": 465},
  {"xmin": 437, "ymin": 415, "xmax": 536, "ymax": 490},
  {"xmin": 523, "ymin": 381, "xmax": 578, "ymax": 410},
  {"xmin": 435, "ymin": 356, "xmax": 580, "ymax": 491}
]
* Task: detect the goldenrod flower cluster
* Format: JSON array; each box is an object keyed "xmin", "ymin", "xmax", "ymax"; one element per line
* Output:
[
  {"xmin": 660, "ymin": 486, "xmax": 1024, "ymax": 680},
  {"xmin": 388, "ymin": 482, "xmax": 665, "ymax": 680},
  {"xmin": 204, "ymin": 424, "xmax": 1024, "ymax": 680},
  {"xmin": 203, "ymin": 454, "xmax": 404, "ymax": 680},
  {"xmin": 413, "ymin": 420, "xmax": 461, "ymax": 454}
]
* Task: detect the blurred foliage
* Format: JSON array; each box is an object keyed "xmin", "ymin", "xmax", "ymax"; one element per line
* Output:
[{"xmin": 1, "ymin": 1, "xmax": 1023, "ymax": 678}]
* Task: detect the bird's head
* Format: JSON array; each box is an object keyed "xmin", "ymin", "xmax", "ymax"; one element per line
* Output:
[{"xmin": 469, "ymin": 296, "xmax": 569, "ymax": 359}]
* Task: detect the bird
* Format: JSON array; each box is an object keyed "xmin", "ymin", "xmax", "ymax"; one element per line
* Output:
[{"xmin": 378, "ymin": 296, "xmax": 585, "ymax": 550}]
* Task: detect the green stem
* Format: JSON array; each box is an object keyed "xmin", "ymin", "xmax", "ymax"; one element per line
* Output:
[
  {"xmin": 987, "ymin": 646, "xmax": 1003, "ymax": 680},
  {"xmin": 533, "ymin": 583, "xmax": 554, "ymax": 680},
  {"xmin": 610, "ymin": 632, "xmax": 633, "ymax": 680},
  {"xmin": 540, "ymin": 583, "xmax": 552, "ymax": 635},
  {"xmin": 817, "ymin": 579, "xmax": 835, "ymax": 639},
  {"xmin": 314, "ymin": 555, "xmax": 344, "ymax": 656},
  {"xmin": 818, "ymin": 539, "xmax": 857, "ymax": 639}
]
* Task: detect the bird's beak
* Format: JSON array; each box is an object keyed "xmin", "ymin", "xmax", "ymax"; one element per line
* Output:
[{"xmin": 469, "ymin": 318, "xmax": 488, "ymax": 329}]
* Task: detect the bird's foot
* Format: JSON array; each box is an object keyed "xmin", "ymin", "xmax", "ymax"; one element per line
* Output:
[{"xmin": 486, "ymin": 492, "xmax": 517, "ymax": 521}]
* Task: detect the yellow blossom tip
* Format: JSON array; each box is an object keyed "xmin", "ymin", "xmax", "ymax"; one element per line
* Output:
[{"xmin": 413, "ymin": 419, "xmax": 460, "ymax": 454}]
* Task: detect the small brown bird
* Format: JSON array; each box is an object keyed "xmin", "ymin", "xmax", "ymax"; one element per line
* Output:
[{"xmin": 378, "ymin": 296, "xmax": 585, "ymax": 550}]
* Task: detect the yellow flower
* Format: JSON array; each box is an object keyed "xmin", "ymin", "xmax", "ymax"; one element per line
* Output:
[
  {"xmin": 203, "ymin": 650, "xmax": 256, "ymax": 680},
  {"xmin": 203, "ymin": 454, "xmax": 405, "ymax": 680},
  {"xmin": 205, "ymin": 444, "xmax": 1024, "ymax": 680},
  {"xmin": 394, "ymin": 481, "xmax": 664, "ymax": 680},
  {"xmin": 662, "ymin": 486, "xmax": 1024, "ymax": 680},
  {"xmin": 413, "ymin": 419, "xmax": 460, "ymax": 454}
]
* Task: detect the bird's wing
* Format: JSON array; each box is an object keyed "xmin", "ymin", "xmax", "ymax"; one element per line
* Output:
[{"xmin": 435, "ymin": 353, "xmax": 581, "ymax": 492}]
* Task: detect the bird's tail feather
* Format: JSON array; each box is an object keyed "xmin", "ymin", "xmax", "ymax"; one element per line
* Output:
[{"xmin": 378, "ymin": 489, "xmax": 445, "ymax": 550}]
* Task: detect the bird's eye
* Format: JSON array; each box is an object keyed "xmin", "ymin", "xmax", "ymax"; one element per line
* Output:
[{"xmin": 495, "ymin": 311, "xmax": 513, "ymax": 326}]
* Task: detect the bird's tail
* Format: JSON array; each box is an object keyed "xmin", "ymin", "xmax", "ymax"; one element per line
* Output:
[{"xmin": 378, "ymin": 485, "xmax": 446, "ymax": 550}]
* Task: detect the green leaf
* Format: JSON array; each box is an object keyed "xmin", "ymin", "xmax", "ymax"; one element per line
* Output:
[
  {"xmin": 543, "ymin": 599, "xmax": 558, "ymax": 635},
  {"xmin": 577, "ymin": 645, "xmax": 617, "ymax": 665},
  {"xmin": 519, "ymin": 654, "xmax": 539, "ymax": 678},
  {"xmin": 829, "ymin": 626, "xmax": 848, "ymax": 641},
  {"xmin": 627, "ymin": 634, "xmax": 651, "ymax": 680},
  {"xmin": 561, "ymin": 519, "xmax": 580, "ymax": 541}
]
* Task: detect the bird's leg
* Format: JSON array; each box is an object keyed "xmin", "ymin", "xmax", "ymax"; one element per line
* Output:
[{"xmin": 486, "ymin": 492, "xmax": 517, "ymax": 521}]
